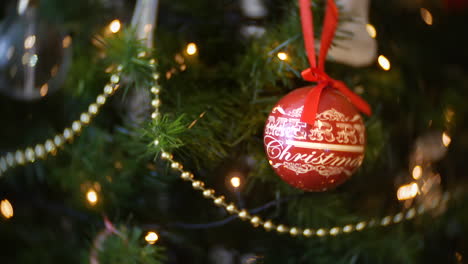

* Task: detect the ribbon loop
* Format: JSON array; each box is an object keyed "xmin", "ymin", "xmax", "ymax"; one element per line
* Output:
[
  {"xmin": 301, "ymin": 68, "xmax": 332, "ymax": 83},
  {"xmin": 299, "ymin": 0, "xmax": 372, "ymax": 125}
]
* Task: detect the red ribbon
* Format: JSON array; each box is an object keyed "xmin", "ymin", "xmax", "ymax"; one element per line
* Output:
[{"xmin": 299, "ymin": 0, "xmax": 372, "ymax": 125}]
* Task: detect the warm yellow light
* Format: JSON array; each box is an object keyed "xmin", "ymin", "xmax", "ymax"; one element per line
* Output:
[
  {"xmin": 86, "ymin": 189, "xmax": 98, "ymax": 205},
  {"xmin": 442, "ymin": 132, "xmax": 451, "ymax": 147},
  {"xmin": 366, "ymin": 24, "xmax": 377, "ymax": 38},
  {"xmin": 445, "ymin": 108, "xmax": 455, "ymax": 123},
  {"xmin": 412, "ymin": 165, "xmax": 423, "ymax": 180},
  {"xmin": 397, "ymin": 182, "xmax": 419, "ymax": 201},
  {"xmin": 277, "ymin": 52, "xmax": 288, "ymax": 61},
  {"xmin": 145, "ymin": 231, "xmax": 159, "ymax": 244},
  {"xmin": 109, "ymin": 19, "xmax": 121, "ymax": 33},
  {"xmin": 24, "ymin": 35, "xmax": 36, "ymax": 49},
  {"xmin": 62, "ymin": 36, "xmax": 72, "ymax": 48},
  {"xmin": 144, "ymin": 24, "xmax": 153, "ymax": 33},
  {"xmin": 420, "ymin": 8, "xmax": 433, "ymax": 26},
  {"xmin": 22, "ymin": 52, "xmax": 29, "ymax": 65},
  {"xmin": 378, "ymin": 55, "xmax": 391, "ymax": 71},
  {"xmin": 40, "ymin": 83, "xmax": 48, "ymax": 97},
  {"xmin": 175, "ymin": 54, "xmax": 185, "ymax": 64},
  {"xmin": 1, "ymin": 199, "xmax": 14, "ymax": 219},
  {"xmin": 186, "ymin": 43, "xmax": 197, "ymax": 55},
  {"xmin": 230, "ymin": 176, "xmax": 241, "ymax": 188}
]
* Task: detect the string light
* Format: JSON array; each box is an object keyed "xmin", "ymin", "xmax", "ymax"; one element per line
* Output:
[
  {"xmin": 412, "ymin": 165, "xmax": 423, "ymax": 180},
  {"xmin": 366, "ymin": 24, "xmax": 377, "ymax": 38},
  {"xmin": 230, "ymin": 176, "xmax": 241, "ymax": 188},
  {"xmin": 420, "ymin": 8, "xmax": 433, "ymax": 26},
  {"xmin": 397, "ymin": 182, "xmax": 419, "ymax": 201},
  {"xmin": 1, "ymin": 199, "xmax": 14, "ymax": 219},
  {"xmin": 186, "ymin": 43, "xmax": 197, "ymax": 55},
  {"xmin": 442, "ymin": 132, "xmax": 451, "ymax": 147},
  {"xmin": 62, "ymin": 36, "xmax": 72, "ymax": 48},
  {"xmin": 445, "ymin": 108, "xmax": 455, "ymax": 123},
  {"xmin": 51, "ymin": 65, "xmax": 59, "ymax": 77},
  {"xmin": 144, "ymin": 24, "xmax": 153, "ymax": 33},
  {"xmin": 29, "ymin": 54, "xmax": 38, "ymax": 67},
  {"xmin": 277, "ymin": 52, "xmax": 288, "ymax": 61},
  {"xmin": 86, "ymin": 188, "xmax": 98, "ymax": 206},
  {"xmin": 109, "ymin": 19, "xmax": 121, "ymax": 33},
  {"xmin": 145, "ymin": 231, "xmax": 159, "ymax": 244},
  {"xmin": 378, "ymin": 55, "xmax": 391, "ymax": 71},
  {"xmin": 24, "ymin": 35, "xmax": 36, "ymax": 49},
  {"xmin": 40, "ymin": 84, "xmax": 48, "ymax": 97},
  {"xmin": 6, "ymin": 46, "xmax": 14, "ymax": 61}
]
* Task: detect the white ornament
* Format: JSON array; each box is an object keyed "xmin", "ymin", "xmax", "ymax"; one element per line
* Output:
[
  {"xmin": 326, "ymin": 0, "xmax": 377, "ymax": 67},
  {"xmin": 240, "ymin": 0, "xmax": 267, "ymax": 38},
  {"xmin": 240, "ymin": 0, "xmax": 267, "ymax": 18},
  {"xmin": 131, "ymin": 0, "xmax": 159, "ymax": 49}
]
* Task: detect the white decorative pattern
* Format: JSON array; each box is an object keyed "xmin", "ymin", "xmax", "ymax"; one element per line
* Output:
[
  {"xmin": 317, "ymin": 108, "xmax": 353, "ymax": 122},
  {"xmin": 276, "ymin": 162, "xmax": 346, "ymax": 176}
]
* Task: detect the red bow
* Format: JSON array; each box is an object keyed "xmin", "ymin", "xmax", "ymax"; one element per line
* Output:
[{"xmin": 299, "ymin": 0, "xmax": 372, "ymax": 125}]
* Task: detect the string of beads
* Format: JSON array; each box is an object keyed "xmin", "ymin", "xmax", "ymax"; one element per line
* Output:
[
  {"xmin": 0, "ymin": 68, "xmax": 123, "ymax": 177},
  {"xmin": 147, "ymin": 60, "xmax": 449, "ymax": 237}
]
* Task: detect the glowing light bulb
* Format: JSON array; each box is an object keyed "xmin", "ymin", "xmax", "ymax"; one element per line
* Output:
[
  {"xmin": 397, "ymin": 182, "xmax": 419, "ymax": 201},
  {"xmin": 86, "ymin": 189, "xmax": 98, "ymax": 206},
  {"xmin": 366, "ymin": 24, "xmax": 377, "ymax": 38},
  {"xmin": 144, "ymin": 24, "xmax": 153, "ymax": 33},
  {"xmin": 24, "ymin": 35, "xmax": 36, "ymax": 49},
  {"xmin": 145, "ymin": 231, "xmax": 159, "ymax": 244},
  {"xmin": 1, "ymin": 199, "xmax": 14, "ymax": 219},
  {"xmin": 445, "ymin": 108, "xmax": 455, "ymax": 123},
  {"xmin": 378, "ymin": 55, "xmax": 391, "ymax": 71},
  {"xmin": 186, "ymin": 43, "xmax": 197, "ymax": 55},
  {"xmin": 62, "ymin": 36, "xmax": 72, "ymax": 48},
  {"xmin": 412, "ymin": 165, "xmax": 423, "ymax": 180},
  {"xmin": 109, "ymin": 19, "xmax": 121, "ymax": 33},
  {"xmin": 29, "ymin": 54, "xmax": 38, "ymax": 67},
  {"xmin": 420, "ymin": 8, "xmax": 433, "ymax": 26},
  {"xmin": 442, "ymin": 132, "xmax": 451, "ymax": 147},
  {"xmin": 230, "ymin": 176, "xmax": 241, "ymax": 188},
  {"xmin": 277, "ymin": 52, "xmax": 288, "ymax": 61},
  {"xmin": 40, "ymin": 84, "xmax": 48, "ymax": 97}
]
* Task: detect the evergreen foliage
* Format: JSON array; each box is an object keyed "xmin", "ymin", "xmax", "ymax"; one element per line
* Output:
[{"xmin": 1, "ymin": 0, "xmax": 467, "ymax": 263}]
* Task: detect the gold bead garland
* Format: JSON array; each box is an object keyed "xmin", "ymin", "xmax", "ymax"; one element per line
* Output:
[
  {"xmin": 0, "ymin": 70, "xmax": 123, "ymax": 177},
  {"xmin": 148, "ymin": 64, "xmax": 450, "ymax": 238}
]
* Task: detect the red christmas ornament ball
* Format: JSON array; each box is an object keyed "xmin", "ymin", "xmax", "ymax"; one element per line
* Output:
[{"xmin": 264, "ymin": 86, "xmax": 366, "ymax": 191}]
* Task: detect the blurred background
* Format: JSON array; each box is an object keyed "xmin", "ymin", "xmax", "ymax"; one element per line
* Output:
[{"xmin": 0, "ymin": 0, "xmax": 468, "ymax": 263}]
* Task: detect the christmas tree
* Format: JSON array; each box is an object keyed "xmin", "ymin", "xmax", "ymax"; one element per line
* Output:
[{"xmin": 1, "ymin": 0, "xmax": 467, "ymax": 263}]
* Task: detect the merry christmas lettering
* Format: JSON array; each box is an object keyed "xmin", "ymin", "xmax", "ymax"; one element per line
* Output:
[
  {"xmin": 264, "ymin": 136, "xmax": 364, "ymax": 169},
  {"xmin": 265, "ymin": 116, "xmax": 365, "ymax": 145}
]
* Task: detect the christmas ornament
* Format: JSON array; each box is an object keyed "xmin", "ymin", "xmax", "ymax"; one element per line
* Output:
[
  {"xmin": 326, "ymin": 0, "xmax": 377, "ymax": 67},
  {"xmin": 0, "ymin": 0, "xmax": 71, "ymax": 100},
  {"xmin": 264, "ymin": 87, "xmax": 366, "ymax": 191},
  {"xmin": 240, "ymin": 0, "xmax": 267, "ymax": 38},
  {"xmin": 124, "ymin": 0, "xmax": 160, "ymax": 123},
  {"xmin": 263, "ymin": 0, "xmax": 372, "ymax": 191}
]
